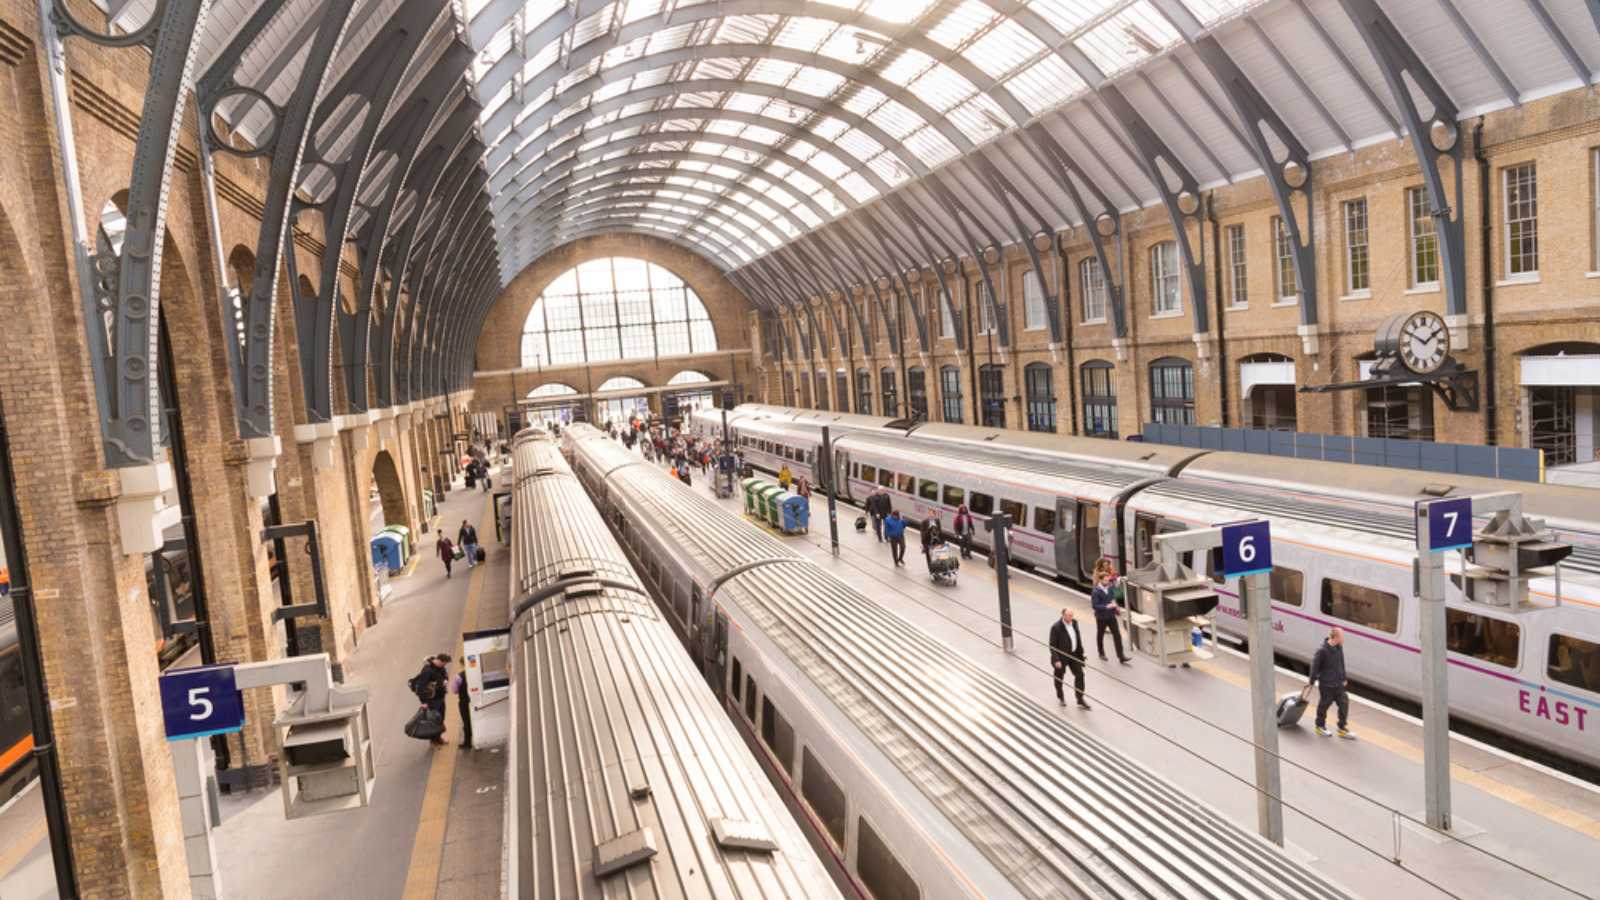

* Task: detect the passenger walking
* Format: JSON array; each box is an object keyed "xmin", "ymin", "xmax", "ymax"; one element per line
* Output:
[
  {"xmin": 778, "ymin": 463, "xmax": 793, "ymax": 490},
  {"xmin": 411, "ymin": 654, "xmax": 452, "ymax": 746},
  {"xmin": 884, "ymin": 510, "xmax": 908, "ymax": 566},
  {"xmin": 1092, "ymin": 570, "xmax": 1132, "ymax": 664},
  {"xmin": 920, "ymin": 517, "xmax": 943, "ymax": 568},
  {"xmin": 867, "ymin": 491, "xmax": 888, "ymax": 541},
  {"xmin": 436, "ymin": 534, "xmax": 456, "ymax": 579},
  {"xmin": 1310, "ymin": 627, "xmax": 1355, "ymax": 739},
  {"xmin": 452, "ymin": 662, "xmax": 474, "ymax": 749},
  {"xmin": 458, "ymin": 520, "xmax": 480, "ymax": 569},
  {"xmin": 1049, "ymin": 609, "xmax": 1090, "ymax": 710},
  {"xmin": 952, "ymin": 505, "xmax": 974, "ymax": 558}
]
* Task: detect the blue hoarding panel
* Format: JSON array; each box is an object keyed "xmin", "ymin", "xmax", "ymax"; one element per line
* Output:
[{"xmin": 1324, "ymin": 435, "xmax": 1352, "ymax": 463}]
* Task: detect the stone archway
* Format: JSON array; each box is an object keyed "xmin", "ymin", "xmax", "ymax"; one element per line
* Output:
[{"xmin": 371, "ymin": 449, "xmax": 408, "ymax": 530}]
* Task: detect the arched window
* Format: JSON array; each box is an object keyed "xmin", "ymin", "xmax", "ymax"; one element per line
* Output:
[
  {"xmin": 520, "ymin": 257, "xmax": 716, "ymax": 366},
  {"xmin": 1239, "ymin": 353, "xmax": 1297, "ymax": 431},
  {"xmin": 1150, "ymin": 357, "xmax": 1195, "ymax": 425},
  {"xmin": 815, "ymin": 371, "xmax": 830, "ymax": 411},
  {"xmin": 1025, "ymin": 363, "xmax": 1055, "ymax": 432},
  {"xmin": 667, "ymin": 370, "xmax": 711, "ymax": 385},
  {"xmin": 835, "ymin": 370, "xmax": 850, "ymax": 413},
  {"xmin": 940, "ymin": 366, "xmax": 963, "ymax": 423},
  {"xmin": 880, "ymin": 367, "xmax": 898, "ymax": 417},
  {"xmin": 597, "ymin": 376, "xmax": 645, "ymax": 392},
  {"xmin": 1081, "ymin": 362, "xmax": 1117, "ymax": 439},
  {"xmin": 907, "ymin": 367, "xmax": 928, "ymax": 422},
  {"xmin": 979, "ymin": 364, "xmax": 1006, "ymax": 427},
  {"xmin": 855, "ymin": 369, "xmax": 872, "ymax": 415},
  {"xmin": 528, "ymin": 382, "xmax": 578, "ymax": 398}
]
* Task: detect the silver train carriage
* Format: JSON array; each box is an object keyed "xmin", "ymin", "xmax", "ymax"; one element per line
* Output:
[
  {"xmin": 565, "ymin": 423, "xmax": 1352, "ymax": 900},
  {"xmin": 504, "ymin": 429, "xmax": 836, "ymax": 898},
  {"xmin": 697, "ymin": 410, "xmax": 1600, "ymax": 768}
]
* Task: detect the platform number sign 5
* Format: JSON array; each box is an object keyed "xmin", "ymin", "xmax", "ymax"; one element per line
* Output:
[
  {"xmin": 1423, "ymin": 497, "xmax": 1474, "ymax": 553},
  {"xmin": 158, "ymin": 665, "xmax": 246, "ymax": 742},
  {"xmin": 1220, "ymin": 520, "xmax": 1272, "ymax": 578}
]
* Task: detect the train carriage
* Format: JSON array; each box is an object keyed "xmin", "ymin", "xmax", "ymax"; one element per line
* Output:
[{"xmin": 566, "ymin": 423, "xmax": 1351, "ymax": 900}]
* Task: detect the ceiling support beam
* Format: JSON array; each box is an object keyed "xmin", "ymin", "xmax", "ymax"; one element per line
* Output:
[{"xmin": 1021, "ymin": 124, "xmax": 1127, "ymax": 340}]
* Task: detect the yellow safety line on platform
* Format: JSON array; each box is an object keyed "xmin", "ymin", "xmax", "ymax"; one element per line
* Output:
[
  {"xmin": 0, "ymin": 817, "xmax": 46, "ymax": 879},
  {"xmin": 401, "ymin": 492, "xmax": 491, "ymax": 899}
]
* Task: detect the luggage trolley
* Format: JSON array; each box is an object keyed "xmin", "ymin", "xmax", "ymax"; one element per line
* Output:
[{"xmin": 928, "ymin": 543, "xmax": 959, "ymax": 586}]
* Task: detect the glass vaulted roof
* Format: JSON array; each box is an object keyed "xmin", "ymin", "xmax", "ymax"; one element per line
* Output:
[{"xmin": 463, "ymin": 0, "xmax": 1259, "ymax": 281}]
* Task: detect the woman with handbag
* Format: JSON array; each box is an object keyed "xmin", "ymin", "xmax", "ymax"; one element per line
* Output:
[{"xmin": 436, "ymin": 535, "xmax": 456, "ymax": 579}]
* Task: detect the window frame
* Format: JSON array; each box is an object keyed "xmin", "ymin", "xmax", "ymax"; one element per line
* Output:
[
  {"xmin": 1319, "ymin": 577, "xmax": 1401, "ymax": 634},
  {"xmin": 1407, "ymin": 186, "xmax": 1440, "ymax": 289},
  {"xmin": 1022, "ymin": 269, "xmax": 1047, "ymax": 332},
  {"xmin": 1150, "ymin": 241, "xmax": 1182, "ymax": 317},
  {"xmin": 939, "ymin": 365, "xmax": 963, "ymax": 424},
  {"xmin": 978, "ymin": 364, "xmax": 1006, "ymax": 428},
  {"xmin": 1024, "ymin": 362, "xmax": 1056, "ymax": 433},
  {"xmin": 1503, "ymin": 162, "xmax": 1539, "ymax": 278},
  {"xmin": 801, "ymin": 749, "xmax": 849, "ymax": 851},
  {"xmin": 879, "ymin": 367, "xmax": 898, "ymax": 417},
  {"xmin": 1149, "ymin": 357, "xmax": 1196, "ymax": 426},
  {"xmin": 1446, "ymin": 607, "xmax": 1521, "ymax": 670},
  {"xmin": 1272, "ymin": 215, "xmax": 1298, "ymax": 304},
  {"xmin": 907, "ymin": 366, "xmax": 929, "ymax": 422},
  {"xmin": 1079, "ymin": 257, "xmax": 1108, "ymax": 324},
  {"xmin": 1080, "ymin": 361, "xmax": 1118, "ymax": 439},
  {"xmin": 918, "ymin": 479, "xmax": 940, "ymax": 502},
  {"xmin": 1343, "ymin": 197, "xmax": 1370, "ymax": 296},
  {"xmin": 1548, "ymin": 632, "xmax": 1600, "ymax": 697},
  {"xmin": 1226, "ymin": 223, "xmax": 1247, "ymax": 309}
]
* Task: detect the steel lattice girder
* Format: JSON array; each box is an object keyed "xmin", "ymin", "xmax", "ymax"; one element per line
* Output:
[
  {"xmin": 856, "ymin": 206, "xmax": 932, "ymax": 355},
  {"xmin": 521, "ymin": 170, "xmax": 816, "ymax": 240},
  {"xmin": 1336, "ymin": 0, "xmax": 1466, "ymax": 318},
  {"xmin": 1019, "ymin": 123, "xmax": 1128, "ymax": 339},
  {"xmin": 403, "ymin": 164, "xmax": 490, "ymax": 399},
  {"xmin": 883, "ymin": 193, "xmax": 966, "ymax": 354},
  {"xmin": 404, "ymin": 196, "xmax": 488, "ymax": 402},
  {"xmin": 54, "ymin": 0, "xmax": 214, "ymax": 467},
  {"xmin": 966, "ymin": 156, "xmax": 1059, "ymax": 347},
  {"xmin": 419, "ymin": 208, "xmax": 496, "ymax": 392},
  {"xmin": 532, "ymin": 194, "xmax": 776, "ymax": 261}
]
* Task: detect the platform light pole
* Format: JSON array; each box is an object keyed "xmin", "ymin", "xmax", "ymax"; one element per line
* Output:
[
  {"xmin": 985, "ymin": 513, "xmax": 1015, "ymax": 652},
  {"xmin": 821, "ymin": 425, "xmax": 839, "ymax": 556}
]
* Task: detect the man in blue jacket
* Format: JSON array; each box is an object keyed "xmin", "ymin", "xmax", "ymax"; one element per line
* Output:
[
  {"xmin": 884, "ymin": 510, "xmax": 907, "ymax": 566},
  {"xmin": 1310, "ymin": 627, "xmax": 1355, "ymax": 739},
  {"xmin": 1090, "ymin": 571, "xmax": 1132, "ymax": 664}
]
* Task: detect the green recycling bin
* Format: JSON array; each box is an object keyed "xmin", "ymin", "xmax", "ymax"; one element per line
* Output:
[{"xmin": 381, "ymin": 524, "xmax": 411, "ymax": 563}]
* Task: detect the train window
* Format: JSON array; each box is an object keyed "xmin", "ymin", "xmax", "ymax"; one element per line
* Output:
[
  {"xmin": 1319, "ymin": 579, "xmax": 1399, "ymax": 634},
  {"xmin": 856, "ymin": 816, "xmax": 921, "ymax": 900},
  {"xmin": 761, "ymin": 696, "xmax": 796, "ymax": 773},
  {"xmin": 0, "ymin": 650, "xmax": 30, "ymax": 763},
  {"xmin": 1033, "ymin": 506, "xmax": 1056, "ymax": 534},
  {"xmin": 852, "ymin": 464, "xmax": 860, "ymax": 478},
  {"xmin": 676, "ymin": 587, "xmax": 690, "ymax": 623},
  {"xmin": 999, "ymin": 499, "xmax": 1026, "ymax": 528},
  {"xmin": 877, "ymin": 469, "xmax": 894, "ymax": 488},
  {"xmin": 918, "ymin": 479, "xmax": 939, "ymax": 502},
  {"xmin": 1447, "ymin": 609, "xmax": 1519, "ymax": 668},
  {"xmin": 1270, "ymin": 566, "xmax": 1303, "ymax": 607},
  {"xmin": 744, "ymin": 677, "xmax": 757, "ymax": 720},
  {"xmin": 1548, "ymin": 634, "xmax": 1600, "ymax": 694},
  {"xmin": 970, "ymin": 493, "xmax": 994, "ymax": 516},
  {"xmin": 801, "ymin": 749, "xmax": 848, "ymax": 850},
  {"xmin": 731, "ymin": 659, "xmax": 743, "ymax": 702},
  {"xmin": 942, "ymin": 485, "xmax": 964, "ymax": 507},
  {"xmin": 897, "ymin": 473, "xmax": 915, "ymax": 494},
  {"xmin": 861, "ymin": 465, "xmax": 877, "ymax": 484}
]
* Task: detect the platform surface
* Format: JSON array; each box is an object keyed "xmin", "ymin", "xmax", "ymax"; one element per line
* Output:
[
  {"xmin": 691, "ymin": 451, "xmax": 1600, "ymax": 900},
  {"xmin": 213, "ymin": 463, "xmax": 508, "ymax": 900}
]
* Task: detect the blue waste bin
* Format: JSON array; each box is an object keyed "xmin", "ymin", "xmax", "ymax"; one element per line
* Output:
[
  {"xmin": 370, "ymin": 533, "xmax": 403, "ymax": 571},
  {"xmin": 779, "ymin": 493, "xmax": 810, "ymax": 534}
]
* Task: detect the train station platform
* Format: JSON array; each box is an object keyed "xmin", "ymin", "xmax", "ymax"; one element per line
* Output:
[
  {"xmin": 692, "ymin": 464, "xmax": 1600, "ymax": 899},
  {"xmin": 211, "ymin": 464, "xmax": 509, "ymax": 900}
]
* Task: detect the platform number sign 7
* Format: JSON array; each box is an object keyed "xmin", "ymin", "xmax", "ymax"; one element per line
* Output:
[
  {"xmin": 158, "ymin": 665, "xmax": 245, "ymax": 742},
  {"xmin": 1423, "ymin": 497, "xmax": 1473, "ymax": 553},
  {"xmin": 1220, "ymin": 520, "xmax": 1272, "ymax": 578}
]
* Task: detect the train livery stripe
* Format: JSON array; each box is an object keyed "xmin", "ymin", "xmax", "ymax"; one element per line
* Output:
[{"xmin": 0, "ymin": 734, "xmax": 33, "ymax": 777}]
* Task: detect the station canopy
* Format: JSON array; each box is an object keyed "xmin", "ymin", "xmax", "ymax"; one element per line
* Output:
[{"xmin": 185, "ymin": 0, "xmax": 1600, "ymax": 307}]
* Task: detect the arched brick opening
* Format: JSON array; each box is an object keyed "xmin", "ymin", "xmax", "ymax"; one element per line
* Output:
[{"xmin": 371, "ymin": 449, "xmax": 407, "ymax": 529}]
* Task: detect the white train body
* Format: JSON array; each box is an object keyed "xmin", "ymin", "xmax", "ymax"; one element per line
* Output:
[{"xmin": 691, "ymin": 406, "xmax": 1600, "ymax": 768}]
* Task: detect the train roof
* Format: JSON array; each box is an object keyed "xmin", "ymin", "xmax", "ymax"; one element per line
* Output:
[
  {"xmin": 904, "ymin": 423, "xmax": 1202, "ymax": 475},
  {"xmin": 574, "ymin": 429, "xmax": 1351, "ymax": 900},
  {"xmin": 508, "ymin": 434, "xmax": 832, "ymax": 897}
]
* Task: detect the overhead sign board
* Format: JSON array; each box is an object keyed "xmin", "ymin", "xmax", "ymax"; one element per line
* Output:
[
  {"xmin": 1220, "ymin": 520, "xmax": 1272, "ymax": 578},
  {"xmin": 159, "ymin": 665, "xmax": 245, "ymax": 742}
]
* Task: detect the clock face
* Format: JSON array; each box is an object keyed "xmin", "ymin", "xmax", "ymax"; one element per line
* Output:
[{"xmin": 1398, "ymin": 311, "xmax": 1449, "ymax": 375}]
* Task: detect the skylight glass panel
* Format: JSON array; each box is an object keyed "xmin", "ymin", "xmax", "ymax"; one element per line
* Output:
[
  {"xmin": 869, "ymin": 99, "xmax": 926, "ymax": 141},
  {"xmin": 1183, "ymin": 0, "xmax": 1261, "ymax": 25},
  {"xmin": 773, "ymin": 17, "xmax": 837, "ymax": 53},
  {"xmin": 814, "ymin": 27, "xmax": 870, "ymax": 66},
  {"xmin": 717, "ymin": 13, "xmax": 781, "ymax": 44},
  {"xmin": 794, "ymin": 204, "xmax": 823, "ymax": 227},
  {"xmin": 786, "ymin": 169, "xmax": 822, "ymax": 198},
  {"xmin": 571, "ymin": 5, "xmax": 616, "ymax": 46},
  {"xmin": 790, "ymin": 67, "xmax": 848, "ymax": 98},
  {"xmin": 592, "ymin": 78, "xmax": 634, "ymax": 104},
  {"xmin": 676, "ymin": 90, "xmax": 724, "ymax": 108},
  {"xmin": 474, "ymin": 30, "xmax": 513, "ymax": 82},
  {"xmin": 878, "ymin": 48, "xmax": 936, "ymax": 88},
  {"xmin": 964, "ymin": 17, "xmax": 1048, "ymax": 80},
  {"xmin": 1031, "ymin": 0, "xmax": 1122, "ymax": 35},
  {"xmin": 1003, "ymin": 51, "xmax": 1085, "ymax": 113},
  {"xmin": 480, "ymin": 80, "xmax": 514, "ymax": 125},
  {"xmin": 927, "ymin": 0, "xmax": 996, "ymax": 51},
  {"xmin": 556, "ymin": 64, "xmax": 596, "ymax": 95},
  {"xmin": 1076, "ymin": 1, "xmax": 1181, "ymax": 78},
  {"xmin": 747, "ymin": 59, "xmax": 802, "ymax": 86},
  {"xmin": 619, "ymin": 0, "xmax": 667, "ymax": 26},
  {"xmin": 947, "ymin": 93, "xmax": 1013, "ymax": 140},
  {"xmin": 906, "ymin": 63, "xmax": 980, "ymax": 113},
  {"xmin": 866, "ymin": 152, "xmax": 912, "ymax": 187},
  {"xmin": 740, "ymin": 124, "xmax": 785, "ymax": 145},
  {"xmin": 837, "ymin": 171, "xmax": 879, "ymax": 203},
  {"xmin": 841, "ymin": 85, "xmax": 889, "ymax": 118},
  {"xmin": 835, "ymin": 127, "xmax": 885, "ymax": 162},
  {"xmin": 903, "ymin": 126, "xmax": 960, "ymax": 166},
  {"xmin": 809, "ymin": 116, "xmax": 850, "ymax": 142},
  {"xmin": 706, "ymin": 163, "xmax": 742, "ymax": 181},
  {"xmin": 642, "ymin": 23, "xmax": 699, "ymax": 54},
  {"xmin": 723, "ymin": 93, "xmax": 769, "ymax": 114},
  {"xmin": 810, "ymin": 150, "xmax": 852, "ymax": 181},
  {"xmin": 861, "ymin": 0, "xmax": 940, "ymax": 25}
]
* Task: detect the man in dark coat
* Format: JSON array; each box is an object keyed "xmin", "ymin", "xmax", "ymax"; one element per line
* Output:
[
  {"xmin": 1049, "ymin": 609, "xmax": 1090, "ymax": 710},
  {"xmin": 1309, "ymin": 627, "xmax": 1354, "ymax": 739},
  {"xmin": 412, "ymin": 654, "xmax": 452, "ymax": 745}
]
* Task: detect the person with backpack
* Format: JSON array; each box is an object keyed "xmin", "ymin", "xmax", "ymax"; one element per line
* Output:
[
  {"xmin": 409, "ymin": 654, "xmax": 452, "ymax": 745},
  {"xmin": 884, "ymin": 510, "xmax": 908, "ymax": 566},
  {"xmin": 952, "ymin": 505, "xmax": 975, "ymax": 559},
  {"xmin": 1310, "ymin": 627, "xmax": 1356, "ymax": 739},
  {"xmin": 436, "ymin": 534, "xmax": 456, "ymax": 579},
  {"xmin": 458, "ymin": 520, "xmax": 480, "ymax": 569},
  {"xmin": 451, "ymin": 661, "xmax": 474, "ymax": 749}
]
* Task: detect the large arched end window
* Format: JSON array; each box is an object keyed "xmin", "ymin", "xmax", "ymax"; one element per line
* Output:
[
  {"xmin": 668, "ymin": 370, "xmax": 712, "ymax": 385},
  {"xmin": 528, "ymin": 382, "xmax": 578, "ymax": 398},
  {"xmin": 597, "ymin": 376, "xmax": 646, "ymax": 392},
  {"xmin": 1025, "ymin": 363, "xmax": 1056, "ymax": 432},
  {"xmin": 1150, "ymin": 357, "xmax": 1195, "ymax": 425},
  {"xmin": 1081, "ymin": 361, "xmax": 1117, "ymax": 438},
  {"xmin": 520, "ymin": 257, "xmax": 716, "ymax": 366}
]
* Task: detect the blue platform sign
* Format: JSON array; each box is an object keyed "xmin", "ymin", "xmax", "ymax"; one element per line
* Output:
[
  {"xmin": 159, "ymin": 665, "xmax": 245, "ymax": 742},
  {"xmin": 1220, "ymin": 520, "xmax": 1272, "ymax": 578},
  {"xmin": 1423, "ymin": 497, "xmax": 1473, "ymax": 552}
]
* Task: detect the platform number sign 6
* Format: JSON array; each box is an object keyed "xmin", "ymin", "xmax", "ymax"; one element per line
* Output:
[
  {"xmin": 1423, "ymin": 497, "xmax": 1474, "ymax": 553},
  {"xmin": 1220, "ymin": 520, "xmax": 1272, "ymax": 578},
  {"xmin": 158, "ymin": 665, "xmax": 246, "ymax": 742}
]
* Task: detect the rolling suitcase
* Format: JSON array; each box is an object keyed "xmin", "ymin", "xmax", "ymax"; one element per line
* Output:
[
  {"xmin": 475, "ymin": 547, "xmax": 486, "ymax": 563},
  {"xmin": 1277, "ymin": 686, "xmax": 1313, "ymax": 728}
]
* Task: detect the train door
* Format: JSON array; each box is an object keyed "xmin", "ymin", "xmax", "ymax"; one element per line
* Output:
[
  {"xmin": 833, "ymin": 449, "xmax": 853, "ymax": 501},
  {"xmin": 1052, "ymin": 498, "xmax": 1079, "ymax": 578},
  {"xmin": 1134, "ymin": 513, "xmax": 1159, "ymax": 568},
  {"xmin": 709, "ymin": 611, "xmax": 729, "ymax": 696},
  {"xmin": 1078, "ymin": 503, "xmax": 1102, "ymax": 582},
  {"xmin": 689, "ymin": 588, "xmax": 704, "ymax": 667}
]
